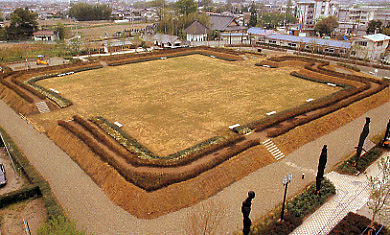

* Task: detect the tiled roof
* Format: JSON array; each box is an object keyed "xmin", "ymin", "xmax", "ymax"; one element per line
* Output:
[
  {"xmin": 33, "ymin": 30, "xmax": 55, "ymax": 36},
  {"xmin": 209, "ymin": 15, "xmax": 235, "ymax": 31},
  {"xmin": 185, "ymin": 20, "xmax": 209, "ymax": 35},
  {"xmin": 266, "ymin": 34, "xmax": 352, "ymax": 48},
  {"xmin": 153, "ymin": 33, "xmax": 181, "ymax": 43},
  {"xmin": 363, "ymin": 33, "xmax": 390, "ymax": 42},
  {"xmin": 247, "ymin": 27, "xmax": 274, "ymax": 36}
]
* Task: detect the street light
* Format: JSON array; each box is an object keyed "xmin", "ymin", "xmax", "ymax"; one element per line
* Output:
[{"xmin": 281, "ymin": 173, "xmax": 292, "ymax": 221}]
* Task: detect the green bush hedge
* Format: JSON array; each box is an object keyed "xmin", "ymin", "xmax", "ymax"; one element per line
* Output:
[
  {"xmin": 287, "ymin": 178, "xmax": 336, "ymax": 218},
  {"xmin": 337, "ymin": 147, "xmax": 383, "ymax": 175},
  {"xmin": 0, "ymin": 127, "xmax": 64, "ymax": 219},
  {"xmin": 25, "ymin": 65, "xmax": 103, "ymax": 108},
  {"xmin": 337, "ymin": 63, "xmax": 361, "ymax": 72},
  {"xmin": 90, "ymin": 116, "xmax": 245, "ymax": 167},
  {"xmin": 329, "ymin": 212, "xmax": 389, "ymax": 235},
  {"xmin": 252, "ymin": 178, "xmax": 336, "ymax": 235}
]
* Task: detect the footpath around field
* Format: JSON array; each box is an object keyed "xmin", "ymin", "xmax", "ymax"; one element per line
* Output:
[
  {"xmin": 0, "ymin": 98, "xmax": 389, "ymax": 234},
  {"xmin": 291, "ymin": 151, "xmax": 389, "ymax": 235}
]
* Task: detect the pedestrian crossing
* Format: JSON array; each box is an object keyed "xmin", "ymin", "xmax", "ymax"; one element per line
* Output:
[
  {"xmin": 35, "ymin": 101, "xmax": 50, "ymax": 114},
  {"xmin": 262, "ymin": 139, "xmax": 285, "ymax": 161}
]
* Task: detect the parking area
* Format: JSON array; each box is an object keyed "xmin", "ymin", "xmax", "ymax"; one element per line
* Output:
[{"xmin": 0, "ymin": 148, "xmax": 24, "ymax": 195}]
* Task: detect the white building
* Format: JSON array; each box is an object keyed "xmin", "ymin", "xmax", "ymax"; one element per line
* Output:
[
  {"xmin": 33, "ymin": 31, "xmax": 58, "ymax": 41},
  {"xmin": 296, "ymin": 0, "xmax": 338, "ymax": 29},
  {"xmin": 185, "ymin": 20, "xmax": 209, "ymax": 42},
  {"xmin": 351, "ymin": 34, "xmax": 390, "ymax": 61}
]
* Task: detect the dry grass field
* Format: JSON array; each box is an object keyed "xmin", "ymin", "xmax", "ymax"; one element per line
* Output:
[{"xmin": 32, "ymin": 54, "xmax": 339, "ymax": 156}]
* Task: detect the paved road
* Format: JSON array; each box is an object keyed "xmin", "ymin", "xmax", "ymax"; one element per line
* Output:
[
  {"xmin": 292, "ymin": 151, "xmax": 390, "ymax": 235},
  {"xmin": 0, "ymin": 99, "xmax": 389, "ymax": 234}
]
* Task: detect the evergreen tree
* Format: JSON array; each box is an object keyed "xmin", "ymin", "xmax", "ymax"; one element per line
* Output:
[
  {"xmin": 6, "ymin": 7, "xmax": 38, "ymax": 40},
  {"xmin": 248, "ymin": 2, "xmax": 257, "ymax": 28}
]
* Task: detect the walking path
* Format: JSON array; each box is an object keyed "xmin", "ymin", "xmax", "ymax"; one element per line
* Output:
[
  {"xmin": 291, "ymin": 151, "xmax": 389, "ymax": 235},
  {"xmin": 0, "ymin": 99, "xmax": 389, "ymax": 234}
]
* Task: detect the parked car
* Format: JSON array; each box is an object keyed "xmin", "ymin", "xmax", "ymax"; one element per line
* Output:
[{"xmin": 0, "ymin": 163, "xmax": 6, "ymax": 187}]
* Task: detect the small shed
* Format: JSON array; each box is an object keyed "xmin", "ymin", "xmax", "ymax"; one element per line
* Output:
[{"xmin": 33, "ymin": 31, "xmax": 58, "ymax": 41}]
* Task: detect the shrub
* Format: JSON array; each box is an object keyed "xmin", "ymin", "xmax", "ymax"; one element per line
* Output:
[
  {"xmin": 0, "ymin": 127, "xmax": 64, "ymax": 219},
  {"xmin": 337, "ymin": 147, "xmax": 383, "ymax": 175},
  {"xmin": 287, "ymin": 178, "xmax": 336, "ymax": 218},
  {"xmin": 37, "ymin": 215, "xmax": 89, "ymax": 235},
  {"xmin": 329, "ymin": 212, "xmax": 389, "ymax": 235},
  {"xmin": 253, "ymin": 178, "xmax": 335, "ymax": 234},
  {"xmin": 337, "ymin": 62, "xmax": 361, "ymax": 72}
]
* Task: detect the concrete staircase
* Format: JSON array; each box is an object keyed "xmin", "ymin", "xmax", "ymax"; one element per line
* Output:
[
  {"xmin": 262, "ymin": 139, "xmax": 285, "ymax": 161},
  {"xmin": 35, "ymin": 101, "xmax": 50, "ymax": 114}
]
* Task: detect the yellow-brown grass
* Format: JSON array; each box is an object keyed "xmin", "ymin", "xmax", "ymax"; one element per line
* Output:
[
  {"xmin": 47, "ymin": 125, "xmax": 274, "ymax": 219},
  {"xmin": 0, "ymin": 84, "xmax": 38, "ymax": 115},
  {"xmin": 34, "ymin": 54, "xmax": 338, "ymax": 156},
  {"xmin": 273, "ymin": 89, "xmax": 389, "ymax": 154}
]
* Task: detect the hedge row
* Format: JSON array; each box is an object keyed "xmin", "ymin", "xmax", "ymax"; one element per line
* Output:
[
  {"xmin": 329, "ymin": 212, "xmax": 389, "ymax": 235},
  {"xmin": 25, "ymin": 65, "xmax": 103, "ymax": 108},
  {"xmin": 58, "ymin": 119, "xmax": 259, "ymax": 191},
  {"xmin": 101, "ymin": 46, "xmax": 242, "ymax": 63},
  {"xmin": 252, "ymin": 178, "xmax": 336, "ymax": 235},
  {"xmin": 90, "ymin": 116, "xmax": 245, "ymax": 167},
  {"xmin": 234, "ymin": 70, "xmax": 361, "ymax": 135},
  {"xmin": 337, "ymin": 147, "xmax": 383, "ymax": 175},
  {"xmin": 0, "ymin": 77, "xmax": 34, "ymax": 103},
  {"xmin": 235, "ymin": 56, "xmax": 388, "ymax": 137},
  {"xmin": 337, "ymin": 62, "xmax": 361, "ymax": 72},
  {"xmin": 0, "ymin": 127, "xmax": 64, "ymax": 219},
  {"xmin": 108, "ymin": 50, "xmax": 240, "ymax": 67}
]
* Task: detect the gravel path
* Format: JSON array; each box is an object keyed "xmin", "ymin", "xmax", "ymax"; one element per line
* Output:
[{"xmin": 0, "ymin": 99, "xmax": 389, "ymax": 235}]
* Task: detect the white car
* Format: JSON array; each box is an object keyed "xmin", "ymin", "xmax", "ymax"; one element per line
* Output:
[{"xmin": 0, "ymin": 163, "xmax": 6, "ymax": 187}]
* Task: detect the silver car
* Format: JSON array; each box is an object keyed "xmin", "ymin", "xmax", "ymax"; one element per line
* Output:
[{"xmin": 0, "ymin": 163, "xmax": 6, "ymax": 187}]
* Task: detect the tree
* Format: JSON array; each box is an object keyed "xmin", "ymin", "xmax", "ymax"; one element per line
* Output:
[
  {"xmin": 69, "ymin": 3, "xmax": 111, "ymax": 21},
  {"xmin": 366, "ymin": 155, "xmax": 390, "ymax": 234},
  {"xmin": 314, "ymin": 16, "xmax": 339, "ymax": 37},
  {"xmin": 175, "ymin": 0, "xmax": 197, "ymax": 16},
  {"xmin": 261, "ymin": 13, "xmax": 284, "ymax": 29},
  {"xmin": 184, "ymin": 200, "xmax": 227, "ymax": 235},
  {"xmin": 355, "ymin": 117, "xmax": 370, "ymax": 164},
  {"xmin": 6, "ymin": 7, "xmax": 38, "ymax": 40},
  {"xmin": 315, "ymin": 145, "xmax": 328, "ymax": 194},
  {"xmin": 248, "ymin": 2, "xmax": 257, "ymax": 28},
  {"xmin": 55, "ymin": 22, "xmax": 65, "ymax": 40},
  {"xmin": 367, "ymin": 20, "xmax": 383, "ymax": 35}
]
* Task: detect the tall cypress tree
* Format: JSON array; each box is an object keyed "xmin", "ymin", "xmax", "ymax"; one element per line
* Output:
[
  {"xmin": 248, "ymin": 2, "xmax": 257, "ymax": 28},
  {"xmin": 316, "ymin": 145, "xmax": 328, "ymax": 194}
]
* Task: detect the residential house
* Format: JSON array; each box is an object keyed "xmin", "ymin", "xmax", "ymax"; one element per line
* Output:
[
  {"xmin": 153, "ymin": 33, "xmax": 183, "ymax": 48},
  {"xmin": 185, "ymin": 20, "xmax": 209, "ymax": 42},
  {"xmin": 350, "ymin": 33, "xmax": 390, "ymax": 61},
  {"xmin": 33, "ymin": 31, "xmax": 58, "ymax": 41},
  {"xmin": 209, "ymin": 14, "xmax": 247, "ymax": 44}
]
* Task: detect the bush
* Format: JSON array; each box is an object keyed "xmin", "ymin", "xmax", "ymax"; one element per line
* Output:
[
  {"xmin": 253, "ymin": 178, "xmax": 336, "ymax": 234},
  {"xmin": 58, "ymin": 118, "xmax": 258, "ymax": 191},
  {"xmin": 0, "ymin": 127, "xmax": 63, "ymax": 219},
  {"xmin": 337, "ymin": 62, "xmax": 361, "ymax": 72},
  {"xmin": 337, "ymin": 147, "xmax": 383, "ymax": 175},
  {"xmin": 37, "ymin": 215, "xmax": 89, "ymax": 235},
  {"xmin": 329, "ymin": 212, "xmax": 389, "ymax": 235},
  {"xmin": 287, "ymin": 178, "xmax": 336, "ymax": 218}
]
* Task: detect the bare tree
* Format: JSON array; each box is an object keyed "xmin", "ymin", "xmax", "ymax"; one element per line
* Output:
[
  {"xmin": 184, "ymin": 200, "xmax": 227, "ymax": 235},
  {"xmin": 366, "ymin": 155, "xmax": 390, "ymax": 234}
]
